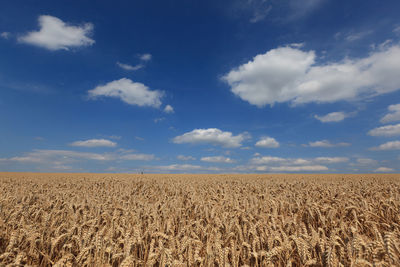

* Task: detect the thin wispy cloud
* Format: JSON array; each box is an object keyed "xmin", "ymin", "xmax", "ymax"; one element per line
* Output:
[
  {"xmin": 1, "ymin": 32, "xmax": 10, "ymax": 39},
  {"xmin": 177, "ymin": 155, "xmax": 196, "ymax": 161},
  {"xmin": 356, "ymin": 158, "xmax": 378, "ymax": 165},
  {"xmin": 374, "ymin": 167, "xmax": 394, "ymax": 172},
  {"xmin": 116, "ymin": 62, "xmax": 143, "ymax": 71},
  {"xmin": 139, "ymin": 53, "xmax": 152, "ymax": 61},
  {"xmin": 345, "ymin": 31, "xmax": 373, "ymax": 42},
  {"xmin": 0, "ymin": 149, "xmax": 156, "ymax": 171},
  {"xmin": 119, "ymin": 153, "xmax": 155, "ymax": 161},
  {"xmin": 154, "ymin": 117, "xmax": 165, "ymax": 123}
]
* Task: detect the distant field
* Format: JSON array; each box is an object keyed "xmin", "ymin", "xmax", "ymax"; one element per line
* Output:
[{"xmin": 0, "ymin": 172, "xmax": 399, "ymax": 266}]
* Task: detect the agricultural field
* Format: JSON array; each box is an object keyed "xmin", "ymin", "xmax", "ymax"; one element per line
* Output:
[{"xmin": 0, "ymin": 172, "xmax": 399, "ymax": 266}]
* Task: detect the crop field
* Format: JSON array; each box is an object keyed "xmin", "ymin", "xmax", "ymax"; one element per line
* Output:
[{"xmin": 0, "ymin": 173, "xmax": 399, "ymax": 266}]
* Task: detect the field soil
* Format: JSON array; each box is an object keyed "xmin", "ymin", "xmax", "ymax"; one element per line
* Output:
[{"xmin": 0, "ymin": 172, "xmax": 399, "ymax": 266}]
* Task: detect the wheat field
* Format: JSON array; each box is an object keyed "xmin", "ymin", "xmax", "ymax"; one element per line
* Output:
[{"xmin": 0, "ymin": 173, "xmax": 399, "ymax": 266}]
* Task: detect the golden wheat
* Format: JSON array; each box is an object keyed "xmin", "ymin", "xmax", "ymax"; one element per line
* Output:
[{"xmin": 0, "ymin": 172, "xmax": 399, "ymax": 266}]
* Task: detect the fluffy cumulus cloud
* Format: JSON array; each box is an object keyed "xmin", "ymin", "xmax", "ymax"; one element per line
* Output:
[
  {"xmin": 70, "ymin": 139, "xmax": 116, "ymax": 147},
  {"xmin": 163, "ymin": 105, "xmax": 174, "ymax": 113},
  {"xmin": 255, "ymin": 136, "xmax": 279, "ymax": 148},
  {"xmin": 177, "ymin": 155, "xmax": 196, "ymax": 161},
  {"xmin": 380, "ymin": 104, "xmax": 400, "ymax": 123},
  {"xmin": 201, "ymin": 156, "xmax": 236, "ymax": 163},
  {"xmin": 19, "ymin": 15, "xmax": 94, "ymax": 50},
  {"xmin": 173, "ymin": 128, "xmax": 249, "ymax": 148},
  {"xmin": 88, "ymin": 78, "xmax": 163, "ymax": 108},
  {"xmin": 116, "ymin": 62, "xmax": 143, "ymax": 71},
  {"xmin": 222, "ymin": 44, "xmax": 400, "ymax": 107},
  {"xmin": 371, "ymin": 141, "xmax": 400, "ymax": 150},
  {"xmin": 368, "ymin": 123, "xmax": 400, "ymax": 136},
  {"xmin": 374, "ymin": 167, "xmax": 395, "ymax": 173},
  {"xmin": 307, "ymin": 140, "xmax": 350, "ymax": 147},
  {"xmin": 314, "ymin": 111, "xmax": 347, "ymax": 122}
]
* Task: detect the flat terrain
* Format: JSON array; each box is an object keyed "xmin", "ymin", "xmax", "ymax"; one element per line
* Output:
[{"xmin": 0, "ymin": 172, "xmax": 399, "ymax": 266}]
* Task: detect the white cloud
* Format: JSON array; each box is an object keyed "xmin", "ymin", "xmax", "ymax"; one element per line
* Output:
[
  {"xmin": 292, "ymin": 158, "xmax": 312, "ymax": 165},
  {"xmin": 177, "ymin": 155, "xmax": 196, "ymax": 161},
  {"xmin": 255, "ymin": 136, "xmax": 279, "ymax": 148},
  {"xmin": 287, "ymin": 0, "xmax": 326, "ymax": 20},
  {"xmin": 356, "ymin": 158, "xmax": 378, "ymax": 165},
  {"xmin": 368, "ymin": 123, "xmax": 400, "ymax": 137},
  {"xmin": 116, "ymin": 62, "xmax": 143, "ymax": 71},
  {"xmin": 2, "ymin": 149, "xmax": 156, "ymax": 164},
  {"xmin": 88, "ymin": 78, "xmax": 163, "ymax": 108},
  {"xmin": 250, "ymin": 156, "xmax": 286, "ymax": 165},
  {"xmin": 380, "ymin": 104, "xmax": 400, "ymax": 123},
  {"xmin": 1, "ymin": 32, "xmax": 10, "ymax": 39},
  {"xmin": 70, "ymin": 139, "xmax": 116, "ymax": 147},
  {"xmin": 201, "ymin": 156, "xmax": 236, "ymax": 163},
  {"xmin": 345, "ymin": 31, "xmax": 373, "ymax": 42},
  {"xmin": 269, "ymin": 165, "xmax": 328, "ymax": 172},
  {"xmin": 164, "ymin": 105, "xmax": 174, "ymax": 113},
  {"xmin": 7, "ymin": 149, "xmax": 114, "ymax": 163},
  {"xmin": 119, "ymin": 153, "xmax": 155, "ymax": 161},
  {"xmin": 154, "ymin": 164, "xmax": 202, "ymax": 171},
  {"xmin": 371, "ymin": 141, "xmax": 400, "ymax": 150},
  {"xmin": 314, "ymin": 157, "xmax": 348, "ymax": 163},
  {"xmin": 235, "ymin": 0, "xmax": 323, "ymax": 24},
  {"xmin": 250, "ymin": 155, "xmax": 347, "ymax": 166},
  {"xmin": 173, "ymin": 128, "xmax": 249, "ymax": 148},
  {"xmin": 394, "ymin": 26, "xmax": 400, "ymax": 35},
  {"xmin": 374, "ymin": 167, "xmax": 394, "ymax": 173},
  {"xmin": 140, "ymin": 53, "xmax": 152, "ymax": 61},
  {"xmin": 154, "ymin": 117, "xmax": 165, "ymax": 123},
  {"xmin": 314, "ymin": 111, "xmax": 347, "ymax": 122},
  {"xmin": 222, "ymin": 44, "xmax": 400, "ymax": 107},
  {"xmin": 250, "ymin": 5, "xmax": 272, "ymax": 23},
  {"xmin": 308, "ymin": 140, "xmax": 351, "ymax": 147},
  {"xmin": 147, "ymin": 164, "xmax": 223, "ymax": 173},
  {"xmin": 108, "ymin": 135, "xmax": 121, "ymax": 140},
  {"xmin": 19, "ymin": 15, "xmax": 94, "ymax": 50}
]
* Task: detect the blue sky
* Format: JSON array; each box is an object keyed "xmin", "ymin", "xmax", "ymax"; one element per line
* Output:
[{"xmin": 1, "ymin": 0, "xmax": 400, "ymax": 173}]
